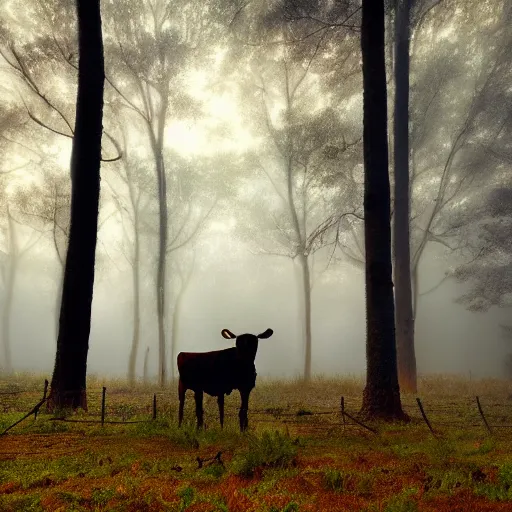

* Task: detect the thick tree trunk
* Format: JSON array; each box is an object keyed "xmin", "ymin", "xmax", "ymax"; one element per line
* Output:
[
  {"xmin": 47, "ymin": 0, "xmax": 104, "ymax": 410},
  {"xmin": 54, "ymin": 266, "xmax": 64, "ymax": 341},
  {"xmin": 360, "ymin": 0, "xmax": 407, "ymax": 421},
  {"xmin": 412, "ymin": 261, "xmax": 419, "ymax": 322},
  {"xmin": 393, "ymin": 0, "xmax": 417, "ymax": 394}
]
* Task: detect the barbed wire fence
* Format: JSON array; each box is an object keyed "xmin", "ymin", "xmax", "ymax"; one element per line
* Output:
[{"xmin": 1, "ymin": 380, "xmax": 511, "ymax": 437}]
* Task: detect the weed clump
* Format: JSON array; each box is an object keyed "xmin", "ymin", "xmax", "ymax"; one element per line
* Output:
[
  {"xmin": 474, "ymin": 463, "xmax": 512, "ymax": 501},
  {"xmin": 177, "ymin": 485, "xmax": 195, "ymax": 511},
  {"xmin": 232, "ymin": 430, "xmax": 298, "ymax": 477},
  {"xmin": 384, "ymin": 487, "xmax": 418, "ymax": 512},
  {"xmin": 323, "ymin": 468, "xmax": 349, "ymax": 492}
]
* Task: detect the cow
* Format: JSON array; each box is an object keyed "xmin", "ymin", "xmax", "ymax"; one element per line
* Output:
[{"xmin": 177, "ymin": 328, "xmax": 274, "ymax": 432}]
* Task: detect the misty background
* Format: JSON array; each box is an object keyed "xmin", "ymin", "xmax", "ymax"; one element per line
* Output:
[{"xmin": 0, "ymin": 0, "xmax": 510, "ymax": 381}]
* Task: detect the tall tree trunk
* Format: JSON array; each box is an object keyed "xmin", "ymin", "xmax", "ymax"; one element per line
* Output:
[
  {"xmin": 143, "ymin": 346, "xmax": 150, "ymax": 384},
  {"xmin": 298, "ymin": 254, "xmax": 312, "ymax": 381},
  {"xmin": 393, "ymin": 0, "xmax": 417, "ymax": 393},
  {"xmin": 47, "ymin": 0, "xmax": 104, "ymax": 410},
  {"xmin": 412, "ymin": 261, "xmax": 419, "ymax": 322},
  {"xmin": 152, "ymin": 140, "xmax": 168, "ymax": 388},
  {"xmin": 1, "ymin": 208, "xmax": 17, "ymax": 374},
  {"xmin": 127, "ymin": 217, "xmax": 141, "ymax": 385},
  {"xmin": 147, "ymin": 77, "xmax": 170, "ymax": 388},
  {"xmin": 169, "ymin": 285, "xmax": 184, "ymax": 382},
  {"xmin": 360, "ymin": 0, "xmax": 407, "ymax": 421},
  {"xmin": 169, "ymin": 254, "xmax": 196, "ymax": 381}
]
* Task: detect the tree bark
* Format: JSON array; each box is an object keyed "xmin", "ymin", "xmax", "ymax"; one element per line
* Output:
[
  {"xmin": 393, "ymin": 0, "xmax": 417, "ymax": 393},
  {"xmin": 47, "ymin": 0, "xmax": 104, "ymax": 410},
  {"xmin": 360, "ymin": 0, "xmax": 407, "ymax": 421},
  {"xmin": 54, "ymin": 266, "xmax": 64, "ymax": 341}
]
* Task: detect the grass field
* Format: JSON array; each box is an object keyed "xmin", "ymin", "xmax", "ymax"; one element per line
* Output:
[{"xmin": 0, "ymin": 374, "xmax": 511, "ymax": 511}]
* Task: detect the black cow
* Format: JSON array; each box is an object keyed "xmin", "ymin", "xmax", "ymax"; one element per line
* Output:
[{"xmin": 177, "ymin": 328, "xmax": 273, "ymax": 431}]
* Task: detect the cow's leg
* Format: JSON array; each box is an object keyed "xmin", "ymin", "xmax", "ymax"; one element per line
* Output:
[
  {"xmin": 178, "ymin": 379, "xmax": 186, "ymax": 428},
  {"xmin": 194, "ymin": 390, "xmax": 204, "ymax": 429},
  {"xmin": 239, "ymin": 390, "xmax": 250, "ymax": 432},
  {"xmin": 217, "ymin": 394, "xmax": 225, "ymax": 429}
]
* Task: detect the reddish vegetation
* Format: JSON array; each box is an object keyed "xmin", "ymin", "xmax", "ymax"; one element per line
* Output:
[{"xmin": 0, "ymin": 433, "xmax": 510, "ymax": 511}]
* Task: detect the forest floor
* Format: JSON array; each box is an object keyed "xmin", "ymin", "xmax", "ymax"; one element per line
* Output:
[{"xmin": 0, "ymin": 374, "xmax": 511, "ymax": 511}]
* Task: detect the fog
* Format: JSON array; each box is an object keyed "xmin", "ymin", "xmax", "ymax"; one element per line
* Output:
[
  {"xmin": 8, "ymin": 240, "xmax": 510, "ymax": 380},
  {"xmin": 1, "ymin": 0, "xmax": 510, "ymax": 383}
]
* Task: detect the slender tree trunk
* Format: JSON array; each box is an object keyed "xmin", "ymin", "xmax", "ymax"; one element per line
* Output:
[
  {"xmin": 393, "ymin": 0, "xmax": 417, "ymax": 393},
  {"xmin": 143, "ymin": 346, "xmax": 150, "ymax": 384},
  {"xmin": 47, "ymin": 0, "xmax": 104, "ymax": 410},
  {"xmin": 127, "ymin": 218, "xmax": 141, "ymax": 385},
  {"xmin": 169, "ymin": 286, "xmax": 184, "ymax": 381},
  {"xmin": 360, "ymin": 0, "xmax": 407, "ymax": 421},
  {"xmin": 153, "ymin": 144, "xmax": 168, "ymax": 388},
  {"xmin": 148, "ymin": 78, "xmax": 170, "ymax": 388},
  {"xmin": 299, "ymin": 254, "xmax": 312, "ymax": 381},
  {"xmin": 1, "ymin": 209, "xmax": 17, "ymax": 374}
]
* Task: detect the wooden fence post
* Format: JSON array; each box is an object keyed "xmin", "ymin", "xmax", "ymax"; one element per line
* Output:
[
  {"xmin": 416, "ymin": 398, "xmax": 436, "ymax": 436},
  {"xmin": 340, "ymin": 396, "xmax": 346, "ymax": 429},
  {"xmin": 101, "ymin": 387, "xmax": 106, "ymax": 427},
  {"xmin": 476, "ymin": 396, "xmax": 492, "ymax": 434}
]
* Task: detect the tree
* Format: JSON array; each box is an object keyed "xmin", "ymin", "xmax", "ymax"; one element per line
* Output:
[
  {"xmin": 392, "ymin": 0, "xmax": 417, "ymax": 393},
  {"xmin": 227, "ymin": 1, "xmax": 362, "ymax": 380},
  {"xmin": 105, "ymin": 129, "xmax": 152, "ymax": 386},
  {"xmin": 0, "ymin": 201, "xmax": 40, "ymax": 373},
  {"xmin": 359, "ymin": 0, "xmax": 407, "ymax": 420},
  {"xmin": 47, "ymin": 0, "xmax": 104, "ymax": 410},
  {"xmin": 102, "ymin": 0, "xmax": 210, "ymax": 386}
]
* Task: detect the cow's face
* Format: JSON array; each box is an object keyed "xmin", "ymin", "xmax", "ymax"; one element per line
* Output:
[{"xmin": 221, "ymin": 328, "xmax": 273, "ymax": 360}]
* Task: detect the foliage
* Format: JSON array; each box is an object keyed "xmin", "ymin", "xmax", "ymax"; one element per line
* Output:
[
  {"xmin": 231, "ymin": 430, "xmax": 298, "ymax": 477},
  {"xmin": 384, "ymin": 488, "xmax": 419, "ymax": 512},
  {"xmin": 323, "ymin": 468, "xmax": 350, "ymax": 492},
  {"xmin": 0, "ymin": 375, "xmax": 511, "ymax": 509},
  {"xmin": 474, "ymin": 463, "xmax": 512, "ymax": 501}
]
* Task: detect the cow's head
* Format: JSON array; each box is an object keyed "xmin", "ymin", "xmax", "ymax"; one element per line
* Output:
[{"xmin": 221, "ymin": 328, "xmax": 273, "ymax": 360}]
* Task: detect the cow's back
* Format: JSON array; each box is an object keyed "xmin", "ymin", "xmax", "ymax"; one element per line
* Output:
[{"xmin": 177, "ymin": 348, "xmax": 254, "ymax": 396}]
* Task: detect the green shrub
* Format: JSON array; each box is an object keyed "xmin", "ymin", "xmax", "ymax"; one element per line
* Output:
[
  {"xmin": 0, "ymin": 493, "xmax": 43, "ymax": 512},
  {"xmin": 323, "ymin": 469, "xmax": 348, "ymax": 492},
  {"xmin": 177, "ymin": 485, "xmax": 195, "ymax": 511},
  {"xmin": 474, "ymin": 463, "xmax": 512, "ymax": 501},
  {"xmin": 232, "ymin": 430, "xmax": 298, "ymax": 477}
]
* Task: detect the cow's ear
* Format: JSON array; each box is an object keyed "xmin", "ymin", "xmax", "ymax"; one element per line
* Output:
[
  {"xmin": 221, "ymin": 329, "xmax": 237, "ymax": 339},
  {"xmin": 257, "ymin": 328, "xmax": 273, "ymax": 339}
]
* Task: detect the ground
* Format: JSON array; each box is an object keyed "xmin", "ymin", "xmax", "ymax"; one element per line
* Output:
[{"xmin": 0, "ymin": 374, "xmax": 511, "ymax": 511}]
